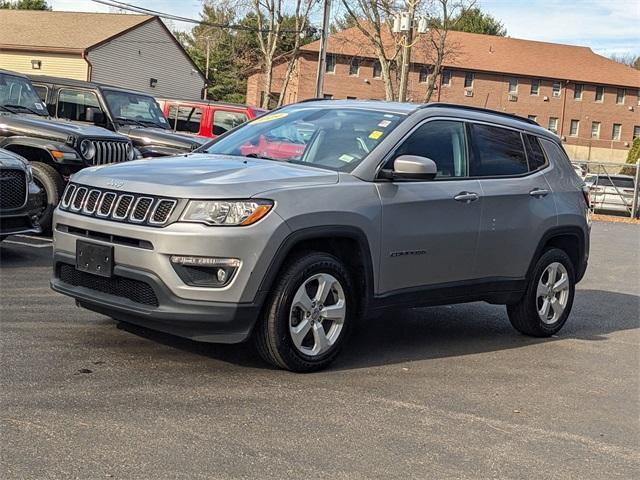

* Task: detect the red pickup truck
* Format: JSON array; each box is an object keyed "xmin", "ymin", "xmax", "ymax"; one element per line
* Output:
[{"xmin": 156, "ymin": 98, "xmax": 266, "ymax": 139}]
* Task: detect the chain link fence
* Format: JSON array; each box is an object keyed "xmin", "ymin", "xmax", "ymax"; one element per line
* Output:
[{"xmin": 570, "ymin": 160, "xmax": 640, "ymax": 218}]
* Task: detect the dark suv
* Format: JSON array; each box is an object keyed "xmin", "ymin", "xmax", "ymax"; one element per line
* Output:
[
  {"xmin": 30, "ymin": 75, "xmax": 207, "ymax": 158},
  {"xmin": 0, "ymin": 69, "xmax": 134, "ymax": 233}
]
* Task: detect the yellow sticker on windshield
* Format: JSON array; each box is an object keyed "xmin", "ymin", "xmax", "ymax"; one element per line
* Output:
[
  {"xmin": 369, "ymin": 130, "xmax": 383, "ymax": 140},
  {"xmin": 251, "ymin": 112, "xmax": 288, "ymax": 124}
]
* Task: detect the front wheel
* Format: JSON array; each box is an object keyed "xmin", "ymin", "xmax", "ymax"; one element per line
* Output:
[
  {"xmin": 254, "ymin": 253, "xmax": 354, "ymax": 372},
  {"xmin": 31, "ymin": 162, "xmax": 64, "ymax": 235},
  {"xmin": 507, "ymin": 248, "xmax": 575, "ymax": 337}
]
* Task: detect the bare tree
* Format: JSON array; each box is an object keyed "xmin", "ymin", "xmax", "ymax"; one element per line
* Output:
[
  {"xmin": 252, "ymin": 0, "xmax": 284, "ymax": 108},
  {"xmin": 608, "ymin": 53, "xmax": 640, "ymax": 70}
]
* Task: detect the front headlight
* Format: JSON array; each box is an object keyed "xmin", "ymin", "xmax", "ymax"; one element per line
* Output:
[
  {"xmin": 80, "ymin": 139, "xmax": 96, "ymax": 160},
  {"xmin": 181, "ymin": 199, "xmax": 273, "ymax": 226}
]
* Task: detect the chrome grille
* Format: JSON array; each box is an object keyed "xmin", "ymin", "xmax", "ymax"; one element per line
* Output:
[
  {"xmin": 60, "ymin": 184, "xmax": 177, "ymax": 227},
  {"xmin": 90, "ymin": 140, "xmax": 129, "ymax": 166}
]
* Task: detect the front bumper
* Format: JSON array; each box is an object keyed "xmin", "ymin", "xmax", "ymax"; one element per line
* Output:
[
  {"xmin": 51, "ymin": 207, "xmax": 291, "ymax": 343},
  {"xmin": 0, "ymin": 183, "xmax": 43, "ymax": 236}
]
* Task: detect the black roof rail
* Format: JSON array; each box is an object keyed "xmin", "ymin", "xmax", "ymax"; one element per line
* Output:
[
  {"xmin": 420, "ymin": 102, "xmax": 539, "ymax": 125},
  {"xmin": 295, "ymin": 97, "xmax": 332, "ymax": 104}
]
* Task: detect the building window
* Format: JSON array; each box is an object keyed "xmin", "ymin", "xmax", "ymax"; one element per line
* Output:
[
  {"xmin": 528, "ymin": 114, "xmax": 537, "ymax": 122},
  {"xmin": 508, "ymin": 78, "xmax": 518, "ymax": 94},
  {"xmin": 349, "ymin": 57, "xmax": 359, "ymax": 76},
  {"xmin": 548, "ymin": 117, "xmax": 558, "ymax": 134},
  {"xmin": 419, "ymin": 65, "xmax": 429, "ymax": 83},
  {"xmin": 569, "ymin": 119, "xmax": 579, "ymax": 136},
  {"xmin": 442, "ymin": 70, "xmax": 452, "ymax": 87},
  {"xmin": 325, "ymin": 55, "xmax": 336, "ymax": 73},
  {"xmin": 372, "ymin": 61, "xmax": 381, "ymax": 79},
  {"xmin": 346, "ymin": 96, "xmax": 357, "ymax": 100},
  {"xmin": 574, "ymin": 83, "xmax": 583, "ymax": 100},
  {"xmin": 595, "ymin": 86, "xmax": 604, "ymax": 102},
  {"xmin": 591, "ymin": 121, "xmax": 600, "ymax": 139},
  {"xmin": 634, "ymin": 126, "xmax": 640, "ymax": 139},
  {"xmin": 323, "ymin": 94, "xmax": 334, "ymax": 99},
  {"xmin": 616, "ymin": 88, "xmax": 625, "ymax": 104},
  {"xmin": 612, "ymin": 123, "xmax": 622, "ymax": 141},
  {"xmin": 530, "ymin": 79, "xmax": 540, "ymax": 96},
  {"xmin": 464, "ymin": 72, "xmax": 474, "ymax": 88},
  {"xmin": 552, "ymin": 81, "xmax": 561, "ymax": 97}
]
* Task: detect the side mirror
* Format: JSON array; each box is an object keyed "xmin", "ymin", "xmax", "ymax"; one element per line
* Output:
[
  {"xmin": 380, "ymin": 155, "xmax": 438, "ymax": 181},
  {"xmin": 85, "ymin": 107, "xmax": 105, "ymax": 125}
]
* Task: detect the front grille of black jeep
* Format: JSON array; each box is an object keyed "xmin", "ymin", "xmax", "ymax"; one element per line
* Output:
[
  {"xmin": 60, "ymin": 183, "xmax": 177, "ymax": 227},
  {"xmin": 58, "ymin": 263, "xmax": 159, "ymax": 307},
  {"xmin": 0, "ymin": 169, "xmax": 27, "ymax": 210},
  {"xmin": 89, "ymin": 140, "xmax": 130, "ymax": 165}
]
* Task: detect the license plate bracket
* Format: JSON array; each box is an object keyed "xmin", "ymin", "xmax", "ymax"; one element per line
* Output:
[{"xmin": 76, "ymin": 240, "xmax": 113, "ymax": 278}]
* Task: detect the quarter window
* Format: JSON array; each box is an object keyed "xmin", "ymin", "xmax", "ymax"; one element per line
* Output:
[
  {"xmin": 569, "ymin": 119, "xmax": 579, "ymax": 136},
  {"xmin": 464, "ymin": 72, "xmax": 474, "ymax": 88},
  {"xmin": 213, "ymin": 110, "xmax": 248, "ymax": 136},
  {"xmin": 552, "ymin": 81, "xmax": 561, "ymax": 97},
  {"xmin": 574, "ymin": 83, "xmax": 583, "ymax": 100},
  {"xmin": 530, "ymin": 79, "xmax": 540, "ymax": 95},
  {"xmin": 524, "ymin": 134, "xmax": 547, "ymax": 171},
  {"xmin": 595, "ymin": 86, "xmax": 604, "ymax": 102},
  {"xmin": 392, "ymin": 120, "xmax": 467, "ymax": 178},
  {"xmin": 168, "ymin": 105, "xmax": 202, "ymax": 134},
  {"xmin": 612, "ymin": 123, "xmax": 621, "ymax": 141},
  {"xmin": 469, "ymin": 124, "xmax": 528, "ymax": 176},
  {"xmin": 57, "ymin": 88, "xmax": 102, "ymax": 122}
]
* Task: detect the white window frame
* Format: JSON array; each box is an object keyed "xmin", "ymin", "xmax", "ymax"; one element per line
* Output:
[
  {"xmin": 552, "ymin": 80, "xmax": 561, "ymax": 97},
  {"xmin": 569, "ymin": 119, "xmax": 579, "ymax": 137},
  {"xmin": 612, "ymin": 123, "xmax": 622, "ymax": 141},
  {"xmin": 530, "ymin": 79, "xmax": 540, "ymax": 96},
  {"xmin": 616, "ymin": 88, "xmax": 625, "ymax": 105},
  {"xmin": 548, "ymin": 117, "xmax": 558, "ymax": 134},
  {"xmin": 508, "ymin": 78, "xmax": 518, "ymax": 94},
  {"xmin": 591, "ymin": 121, "xmax": 601, "ymax": 139},
  {"xmin": 574, "ymin": 83, "xmax": 583, "ymax": 100},
  {"xmin": 595, "ymin": 86, "xmax": 604, "ymax": 103}
]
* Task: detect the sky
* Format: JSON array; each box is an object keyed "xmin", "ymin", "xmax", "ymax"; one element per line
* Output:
[{"xmin": 50, "ymin": 0, "xmax": 640, "ymax": 57}]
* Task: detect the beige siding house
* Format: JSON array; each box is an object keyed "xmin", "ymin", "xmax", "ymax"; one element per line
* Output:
[{"xmin": 0, "ymin": 10, "xmax": 205, "ymax": 98}]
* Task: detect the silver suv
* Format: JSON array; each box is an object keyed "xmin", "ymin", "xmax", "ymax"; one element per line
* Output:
[{"xmin": 51, "ymin": 101, "xmax": 590, "ymax": 372}]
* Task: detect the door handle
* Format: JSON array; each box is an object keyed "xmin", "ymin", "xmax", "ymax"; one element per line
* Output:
[
  {"xmin": 529, "ymin": 188, "xmax": 550, "ymax": 197},
  {"xmin": 454, "ymin": 192, "xmax": 479, "ymax": 203}
]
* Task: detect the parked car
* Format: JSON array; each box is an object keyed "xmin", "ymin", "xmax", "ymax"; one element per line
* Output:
[
  {"xmin": 157, "ymin": 97, "xmax": 266, "ymax": 139},
  {"xmin": 0, "ymin": 69, "xmax": 135, "ymax": 233},
  {"xmin": 51, "ymin": 101, "xmax": 590, "ymax": 372},
  {"xmin": 0, "ymin": 148, "xmax": 43, "ymax": 241},
  {"xmin": 584, "ymin": 174, "xmax": 636, "ymax": 213},
  {"xmin": 29, "ymin": 75, "xmax": 207, "ymax": 157}
]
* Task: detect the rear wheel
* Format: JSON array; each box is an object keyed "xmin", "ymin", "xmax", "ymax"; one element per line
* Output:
[
  {"xmin": 507, "ymin": 248, "xmax": 575, "ymax": 337},
  {"xmin": 254, "ymin": 252, "xmax": 354, "ymax": 372},
  {"xmin": 31, "ymin": 162, "xmax": 64, "ymax": 235}
]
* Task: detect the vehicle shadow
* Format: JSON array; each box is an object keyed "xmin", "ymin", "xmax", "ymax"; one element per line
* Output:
[
  {"xmin": 0, "ymin": 240, "xmax": 53, "ymax": 269},
  {"xmin": 115, "ymin": 288, "xmax": 639, "ymax": 372}
]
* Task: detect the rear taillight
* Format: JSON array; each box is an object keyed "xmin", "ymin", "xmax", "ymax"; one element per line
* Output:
[{"xmin": 581, "ymin": 185, "xmax": 590, "ymax": 208}]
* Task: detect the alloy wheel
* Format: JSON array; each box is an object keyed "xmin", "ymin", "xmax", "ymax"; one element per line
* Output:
[{"xmin": 536, "ymin": 262, "xmax": 570, "ymax": 324}]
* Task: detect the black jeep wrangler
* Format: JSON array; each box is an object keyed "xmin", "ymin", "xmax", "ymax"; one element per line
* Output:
[
  {"xmin": 29, "ymin": 75, "xmax": 206, "ymax": 158},
  {"xmin": 0, "ymin": 69, "xmax": 135, "ymax": 233}
]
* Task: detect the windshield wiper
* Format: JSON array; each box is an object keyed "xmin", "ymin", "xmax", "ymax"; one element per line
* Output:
[
  {"xmin": 243, "ymin": 153, "xmax": 279, "ymax": 161},
  {"xmin": 137, "ymin": 119, "xmax": 165, "ymax": 128},
  {"xmin": 2, "ymin": 103, "xmax": 45, "ymax": 115},
  {"xmin": 115, "ymin": 116, "xmax": 145, "ymax": 127}
]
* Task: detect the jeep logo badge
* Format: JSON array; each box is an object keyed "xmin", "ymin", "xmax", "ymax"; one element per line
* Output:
[{"xmin": 106, "ymin": 179, "xmax": 125, "ymax": 189}]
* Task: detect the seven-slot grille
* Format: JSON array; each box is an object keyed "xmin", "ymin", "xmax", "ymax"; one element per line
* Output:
[
  {"xmin": 89, "ymin": 140, "xmax": 130, "ymax": 165},
  {"xmin": 0, "ymin": 168, "xmax": 27, "ymax": 210},
  {"xmin": 60, "ymin": 184, "xmax": 177, "ymax": 226}
]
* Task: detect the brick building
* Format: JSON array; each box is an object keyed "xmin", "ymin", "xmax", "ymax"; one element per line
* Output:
[{"xmin": 246, "ymin": 27, "xmax": 640, "ymax": 163}]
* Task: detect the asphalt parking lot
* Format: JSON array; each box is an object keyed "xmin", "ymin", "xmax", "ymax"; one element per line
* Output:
[{"xmin": 1, "ymin": 221, "xmax": 638, "ymax": 479}]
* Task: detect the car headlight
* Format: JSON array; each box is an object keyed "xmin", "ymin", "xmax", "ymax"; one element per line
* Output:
[
  {"xmin": 80, "ymin": 139, "xmax": 96, "ymax": 160},
  {"xmin": 181, "ymin": 199, "xmax": 273, "ymax": 226},
  {"xmin": 126, "ymin": 143, "xmax": 135, "ymax": 160}
]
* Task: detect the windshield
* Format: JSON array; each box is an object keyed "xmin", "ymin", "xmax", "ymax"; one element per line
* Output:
[
  {"xmin": 103, "ymin": 89, "xmax": 169, "ymax": 128},
  {"xmin": 0, "ymin": 73, "xmax": 48, "ymax": 116},
  {"xmin": 204, "ymin": 106, "xmax": 404, "ymax": 172}
]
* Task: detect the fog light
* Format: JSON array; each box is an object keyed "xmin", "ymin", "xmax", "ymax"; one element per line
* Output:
[{"xmin": 170, "ymin": 256, "xmax": 240, "ymax": 287}]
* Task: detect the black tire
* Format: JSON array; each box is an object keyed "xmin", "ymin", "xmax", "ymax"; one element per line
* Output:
[
  {"xmin": 31, "ymin": 162, "xmax": 64, "ymax": 235},
  {"xmin": 254, "ymin": 252, "xmax": 355, "ymax": 372},
  {"xmin": 507, "ymin": 248, "xmax": 575, "ymax": 337}
]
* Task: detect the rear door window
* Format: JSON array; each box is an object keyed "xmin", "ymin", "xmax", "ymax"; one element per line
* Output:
[
  {"xmin": 168, "ymin": 105, "xmax": 202, "ymax": 134},
  {"xmin": 469, "ymin": 123, "xmax": 528, "ymax": 176},
  {"xmin": 213, "ymin": 110, "xmax": 248, "ymax": 136}
]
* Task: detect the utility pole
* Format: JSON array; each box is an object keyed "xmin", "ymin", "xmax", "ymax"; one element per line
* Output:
[
  {"xmin": 204, "ymin": 36, "xmax": 211, "ymax": 100},
  {"xmin": 315, "ymin": 0, "xmax": 331, "ymax": 98},
  {"xmin": 397, "ymin": 5, "xmax": 416, "ymax": 103}
]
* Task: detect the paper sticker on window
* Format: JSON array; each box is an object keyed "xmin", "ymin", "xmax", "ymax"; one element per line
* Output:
[
  {"xmin": 35, "ymin": 103, "xmax": 44, "ymax": 110},
  {"xmin": 378, "ymin": 120, "xmax": 391, "ymax": 128},
  {"xmin": 369, "ymin": 130, "xmax": 383, "ymax": 139},
  {"xmin": 252, "ymin": 112, "xmax": 288, "ymax": 124},
  {"xmin": 339, "ymin": 154, "xmax": 355, "ymax": 163}
]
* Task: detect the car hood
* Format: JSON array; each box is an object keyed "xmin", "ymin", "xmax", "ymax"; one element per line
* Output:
[
  {"xmin": 0, "ymin": 112, "xmax": 125, "ymax": 140},
  {"xmin": 118, "ymin": 126, "xmax": 207, "ymax": 150},
  {"xmin": 71, "ymin": 153, "xmax": 339, "ymax": 198}
]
